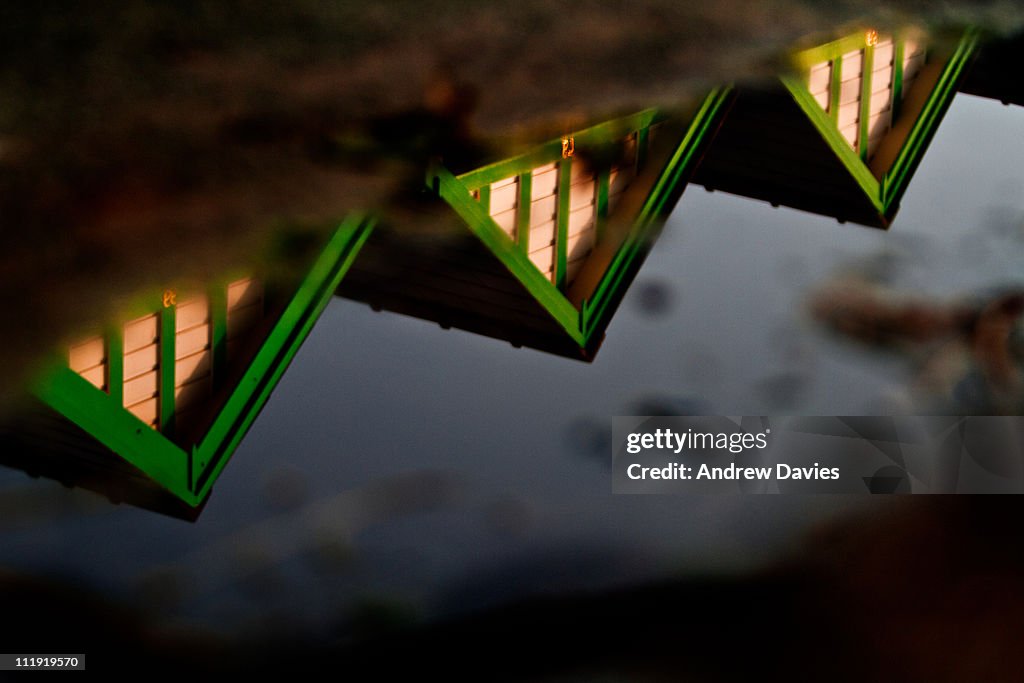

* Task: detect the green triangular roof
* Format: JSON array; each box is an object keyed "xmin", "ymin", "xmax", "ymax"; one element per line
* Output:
[
  {"xmin": 695, "ymin": 29, "xmax": 977, "ymax": 228},
  {"xmin": 29, "ymin": 214, "xmax": 374, "ymax": 507},
  {"xmin": 338, "ymin": 89, "xmax": 732, "ymax": 359}
]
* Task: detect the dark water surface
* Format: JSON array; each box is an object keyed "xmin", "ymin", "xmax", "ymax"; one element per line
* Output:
[{"xmin": 2, "ymin": 93, "xmax": 1024, "ymax": 639}]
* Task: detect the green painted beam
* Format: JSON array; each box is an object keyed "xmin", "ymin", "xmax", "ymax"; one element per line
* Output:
[
  {"xmin": 192, "ymin": 214, "xmax": 375, "ymax": 499},
  {"xmin": 33, "ymin": 214, "xmax": 375, "ymax": 508},
  {"xmin": 33, "ymin": 367, "xmax": 193, "ymax": 503},
  {"xmin": 429, "ymin": 163, "xmax": 586, "ymax": 345},
  {"xmin": 637, "ymin": 126, "xmax": 650, "ymax": 171},
  {"xmin": 210, "ymin": 285, "xmax": 228, "ymax": 392},
  {"xmin": 880, "ymin": 30, "xmax": 978, "ymax": 211},
  {"xmin": 859, "ymin": 43, "xmax": 875, "ymax": 161},
  {"xmin": 477, "ymin": 183, "xmax": 491, "ymax": 215},
  {"xmin": 458, "ymin": 110, "xmax": 658, "ymax": 189},
  {"xmin": 793, "ymin": 32, "xmax": 876, "ymax": 71},
  {"xmin": 556, "ymin": 159, "xmax": 572, "ymax": 292},
  {"xmin": 106, "ymin": 325, "xmax": 123, "ymax": 406},
  {"xmin": 159, "ymin": 302, "xmax": 176, "ymax": 437},
  {"xmin": 596, "ymin": 167, "xmax": 610, "ymax": 242},
  {"xmin": 892, "ymin": 38, "xmax": 905, "ymax": 121},
  {"xmin": 782, "ymin": 74, "xmax": 883, "ymax": 214},
  {"xmin": 582, "ymin": 88, "xmax": 733, "ymax": 338},
  {"xmin": 516, "ymin": 172, "xmax": 532, "ymax": 254},
  {"xmin": 829, "ymin": 54, "xmax": 843, "ymax": 123},
  {"xmin": 785, "ymin": 29, "xmax": 977, "ymax": 224}
]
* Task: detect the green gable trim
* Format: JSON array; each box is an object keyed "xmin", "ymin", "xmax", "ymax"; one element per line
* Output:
[
  {"xmin": 781, "ymin": 73, "xmax": 884, "ymax": 214},
  {"xmin": 33, "ymin": 367, "xmax": 190, "ymax": 499},
  {"xmin": 31, "ymin": 214, "xmax": 375, "ymax": 506},
  {"xmin": 881, "ymin": 30, "xmax": 978, "ymax": 208},
  {"xmin": 581, "ymin": 87, "xmax": 732, "ymax": 338},
  {"xmin": 428, "ymin": 88, "xmax": 731, "ymax": 352},
  {"xmin": 429, "ymin": 162, "xmax": 586, "ymax": 346},
  {"xmin": 456, "ymin": 110, "xmax": 659, "ymax": 190},
  {"xmin": 189, "ymin": 214, "xmax": 374, "ymax": 500},
  {"xmin": 782, "ymin": 30, "xmax": 978, "ymax": 223},
  {"xmin": 792, "ymin": 32, "xmax": 879, "ymax": 72}
]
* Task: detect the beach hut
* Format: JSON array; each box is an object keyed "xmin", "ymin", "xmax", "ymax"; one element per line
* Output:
[
  {"xmin": 7, "ymin": 216, "xmax": 374, "ymax": 515},
  {"xmin": 694, "ymin": 29, "xmax": 978, "ymax": 227},
  {"xmin": 338, "ymin": 90, "xmax": 732, "ymax": 360}
]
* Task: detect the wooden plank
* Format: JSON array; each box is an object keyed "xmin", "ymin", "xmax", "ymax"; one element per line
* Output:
[
  {"xmin": 69, "ymin": 337, "xmax": 105, "ymax": 372},
  {"xmin": 489, "ymin": 176, "xmax": 519, "ymax": 213},
  {"xmin": 123, "ymin": 344, "xmax": 159, "ymax": 381},
  {"xmin": 126, "ymin": 397, "xmax": 159, "ymax": 427},
  {"xmin": 123, "ymin": 371, "xmax": 158, "ymax": 406},
  {"xmin": 175, "ymin": 349, "xmax": 212, "ymax": 387},
  {"xmin": 159, "ymin": 306, "xmax": 176, "ymax": 435},
  {"xmin": 175, "ymin": 325, "xmax": 209, "ymax": 359},
  {"xmin": 77, "ymin": 365, "xmax": 105, "ymax": 390},
  {"xmin": 123, "ymin": 314, "xmax": 158, "ymax": 354},
  {"xmin": 175, "ymin": 296, "xmax": 209, "ymax": 332}
]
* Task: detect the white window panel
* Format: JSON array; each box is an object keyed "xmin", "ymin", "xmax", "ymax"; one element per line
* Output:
[
  {"xmin": 489, "ymin": 176, "xmax": 518, "ymax": 214},
  {"xmin": 69, "ymin": 336, "xmax": 106, "ymax": 391},
  {"xmin": 175, "ymin": 325, "xmax": 208, "ymax": 360},
  {"xmin": 569, "ymin": 177, "xmax": 596, "ymax": 210},
  {"xmin": 69, "ymin": 337, "xmax": 104, "ymax": 372},
  {"xmin": 529, "ymin": 194, "xmax": 558, "ymax": 227},
  {"xmin": 839, "ymin": 121, "xmax": 860, "ymax": 148},
  {"xmin": 528, "ymin": 245, "xmax": 555, "ymax": 281},
  {"xmin": 872, "ymin": 63, "xmax": 894, "ymax": 93},
  {"xmin": 491, "ymin": 207, "xmax": 517, "ymax": 237},
  {"xmin": 76, "ymin": 365, "xmax": 106, "ymax": 390},
  {"xmin": 868, "ymin": 88, "xmax": 892, "ymax": 116},
  {"xmin": 568, "ymin": 206, "xmax": 596, "ymax": 237},
  {"xmin": 123, "ymin": 370, "xmax": 158, "ymax": 408},
  {"xmin": 808, "ymin": 62, "xmax": 832, "ymax": 94},
  {"xmin": 837, "ymin": 100, "xmax": 860, "ymax": 128},
  {"xmin": 124, "ymin": 314, "xmax": 158, "ymax": 354},
  {"xmin": 528, "ymin": 222, "xmax": 556, "ymax": 250},
  {"xmin": 175, "ymin": 297, "xmax": 209, "ymax": 332},
  {"xmin": 841, "ymin": 50, "xmax": 863, "ymax": 79},
  {"xmin": 489, "ymin": 206, "xmax": 516, "ymax": 239},
  {"xmin": 874, "ymin": 40, "xmax": 895, "ymax": 66},
  {"xmin": 175, "ymin": 351, "xmax": 211, "ymax": 385},
  {"xmin": 126, "ymin": 397, "xmax": 159, "ymax": 428},
  {"xmin": 123, "ymin": 344, "xmax": 158, "ymax": 382},
  {"xmin": 530, "ymin": 163, "xmax": 559, "ymax": 200},
  {"xmin": 839, "ymin": 77, "xmax": 862, "ymax": 105}
]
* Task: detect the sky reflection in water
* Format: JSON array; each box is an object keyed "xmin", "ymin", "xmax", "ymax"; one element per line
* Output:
[{"xmin": 1, "ymin": 93, "xmax": 1023, "ymax": 638}]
